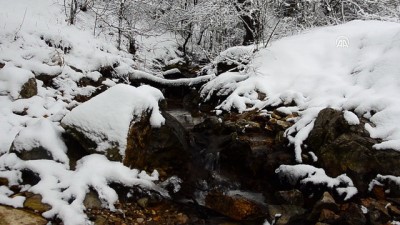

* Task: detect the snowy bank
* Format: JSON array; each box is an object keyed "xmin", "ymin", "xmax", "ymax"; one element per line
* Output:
[{"xmin": 201, "ymin": 20, "xmax": 400, "ymax": 162}]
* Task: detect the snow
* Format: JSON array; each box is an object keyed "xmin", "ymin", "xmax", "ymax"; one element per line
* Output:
[
  {"xmin": 0, "ymin": 186, "xmax": 25, "ymax": 208},
  {"xmin": 276, "ymin": 164, "xmax": 358, "ymax": 200},
  {"xmin": 201, "ymin": 20, "xmax": 400, "ymax": 162},
  {"xmin": 61, "ymin": 84, "xmax": 165, "ymax": 155},
  {"xmin": 344, "ymin": 110, "xmax": 360, "ymax": 125},
  {"xmin": 0, "ymin": 153, "xmax": 167, "ymax": 225}
]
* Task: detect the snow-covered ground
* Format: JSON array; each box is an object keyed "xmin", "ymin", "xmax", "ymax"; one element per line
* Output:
[
  {"xmin": 2, "ymin": 0, "xmax": 400, "ymax": 224},
  {"xmin": 0, "ymin": 0, "xmax": 177, "ymax": 224},
  {"xmin": 202, "ymin": 20, "xmax": 400, "ymax": 162}
]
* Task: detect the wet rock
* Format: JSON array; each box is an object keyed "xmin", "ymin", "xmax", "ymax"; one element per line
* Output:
[
  {"xmin": 123, "ymin": 111, "xmax": 190, "ymax": 180},
  {"xmin": 0, "ymin": 205, "xmax": 47, "ymax": 225},
  {"xmin": 22, "ymin": 193, "xmax": 51, "ymax": 213},
  {"xmin": 19, "ymin": 78, "xmax": 37, "ymax": 98},
  {"xmin": 337, "ymin": 203, "xmax": 366, "ymax": 225},
  {"xmin": 318, "ymin": 208, "xmax": 339, "ymax": 223},
  {"xmin": 267, "ymin": 204, "xmax": 306, "ymax": 225},
  {"xmin": 371, "ymin": 185, "xmax": 386, "ymax": 200},
  {"xmin": 205, "ymin": 191, "xmax": 264, "ymax": 221},
  {"xmin": 275, "ymin": 189, "xmax": 304, "ymax": 206},
  {"xmin": 308, "ymin": 192, "xmax": 339, "ymax": 221},
  {"xmin": 265, "ymin": 118, "xmax": 292, "ymax": 132},
  {"xmin": 360, "ymin": 198, "xmax": 391, "ymax": 222},
  {"xmin": 307, "ymin": 108, "xmax": 400, "ymax": 194}
]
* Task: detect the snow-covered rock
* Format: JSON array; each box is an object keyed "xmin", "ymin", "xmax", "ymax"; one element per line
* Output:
[
  {"xmin": 10, "ymin": 118, "xmax": 68, "ymax": 165},
  {"xmin": 61, "ymin": 84, "xmax": 165, "ymax": 159},
  {"xmin": 276, "ymin": 164, "xmax": 358, "ymax": 200},
  {"xmin": 0, "ymin": 64, "xmax": 37, "ymax": 99}
]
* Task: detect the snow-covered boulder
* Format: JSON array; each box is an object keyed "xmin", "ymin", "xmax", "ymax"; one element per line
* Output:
[
  {"xmin": 0, "ymin": 64, "xmax": 37, "ymax": 99},
  {"xmin": 10, "ymin": 118, "xmax": 69, "ymax": 165},
  {"xmin": 307, "ymin": 108, "xmax": 400, "ymax": 193},
  {"xmin": 61, "ymin": 84, "xmax": 165, "ymax": 161}
]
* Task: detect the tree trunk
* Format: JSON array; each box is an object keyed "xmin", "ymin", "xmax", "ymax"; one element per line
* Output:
[{"xmin": 235, "ymin": 0, "xmax": 260, "ymax": 46}]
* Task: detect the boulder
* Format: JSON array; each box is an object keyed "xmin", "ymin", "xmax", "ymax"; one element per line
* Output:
[
  {"xmin": 307, "ymin": 108, "xmax": 400, "ymax": 193},
  {"xmin": 0, "ymin": 205, "xmax": 47, "ymax": 225},
  {"xmin": 205, "ymin": 191, "xmax": 265, "ymax": 220},
  {"xmin": 62, "ymin": 84, "xmax": 190, "ymax": 178},
  {"xmin": 61, "ymin": 84, "xmax": 165, "ymax": 162}
]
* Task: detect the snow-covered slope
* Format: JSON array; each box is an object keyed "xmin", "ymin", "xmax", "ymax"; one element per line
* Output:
[
  {"xmin": 201, "ymin": 20, "xmax": 400, "ymax": 162},
  {"xmin": 0, "ymin": 1, "xmax": 172, "ymax": 224}
]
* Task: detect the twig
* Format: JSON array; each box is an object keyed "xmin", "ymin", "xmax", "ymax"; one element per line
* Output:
[
  {"xmin": 14, "ymin": 8, "xmax": 27, "ymax": 40},
  {"xmin": 264, "ymin": 19, "xmax": 281, "ymax": 49}
]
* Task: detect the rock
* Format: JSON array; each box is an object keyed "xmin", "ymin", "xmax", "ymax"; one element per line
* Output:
[
  {"xmin": 62, "ymin": 85, "xmax": 176, "ymax": 169},
  {"xmin": 318, "ymin": 209, "xmax": 339, "ymax": 223},
  {"xmin": 337, "ymin": 203, "xmax": 366, "ymax": 225},
  {"xmin": 176, "ymin": 213, "xmax": 189, "ymax": 224},
  {"xmin": 205, "ymin": 191, "xmax": 264, "ymax": 220},
  {"xmin": 136, "ymin": 218, "xmax": 144, "ymax": 223},
  {"xmin": 265, "ymin": 118, "xmax": 292, "ymax": 132},
  {"xmin": 360, "ymin": 198, "xmax": 391, "ymax": 223},
  {"xmin": 307, "ymin": 108, "xmax": 400, "ymax": 194},
  {"xmin": 0, "ymin": 62, "xmax": 4, "ymax": 69},
  {"xmin": 23, "ymin": 193, "xmax": 51, "ymax": 213},
  {"xmin": 123, "ymin": 111, "xmax": 190, "ymax": 180},
  {"xmin": 0, "ymin": 65, "xmax": 36, "ymax": 99},
  {"xmin": 19, "ymin": 78, "xmax": 37, "ymax": 98},
  {"xmin": 0, "ymin": 177, "xmax": 8, "ymax": 186},
  {"xmin": 84, "ymin": 190, "xmax": 102, "ymax": 209},
  {"xmin": 10, "ymin": 118, "xmax": 68, "ymax": 164},
  {"xmin": 137, "ymin": 197, "xmax": 149, "ymax": 208},
  {"xmin": 275, "ymin": 189, "xmax": 304, "ymax": 206},
  {"xmin": 267, "ymin": 204, "xmax": 306, "ymax": 225},
  {"xmin": 371, "ymin": 185, "xmax": 386, "ymax": 200},
  {"xmin": 0, "ymin": 205, "xmax": 47, "ymax": 225},
  {"xmin": 308, "ymin": 192, "xmax": 339, "ymax": 221}
]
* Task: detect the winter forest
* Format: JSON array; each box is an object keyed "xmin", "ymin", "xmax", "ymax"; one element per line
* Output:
[{"xmin": 2, "ymin": 0, "xmax": 400, "ymax": 224}]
